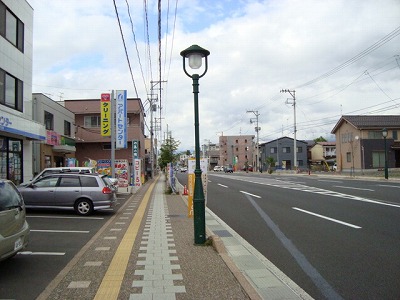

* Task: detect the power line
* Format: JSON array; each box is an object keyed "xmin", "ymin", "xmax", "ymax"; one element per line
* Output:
[
  {"xmin": 112, "ymin": 0, "xmax": 139, "ymax": 97},
  {"xmin": 296, "ymin": 25, "xmax": 400, "ymax": 89}
]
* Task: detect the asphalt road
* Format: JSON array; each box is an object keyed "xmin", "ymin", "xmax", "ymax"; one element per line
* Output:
[
  {"xmin": 0, "ymin": 194, "xmax": 130, "ymax": 300},
  {"xmin": 176, "ymin": 171, "xmax": 400, "ymax": 299}
]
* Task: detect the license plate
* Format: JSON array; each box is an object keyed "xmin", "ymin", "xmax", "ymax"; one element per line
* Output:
[{"xmin": 14, "ymin": 237, "xmax": 23, "ymax": 251}]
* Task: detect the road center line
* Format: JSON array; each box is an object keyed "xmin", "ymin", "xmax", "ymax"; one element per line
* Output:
[
  {"xmin": 240, "ymin": 191, "xmax": 261, "ymax": 198},
  {"xmin": 292, "ymin": 207, "xmax": 362, "ymax": 229},
  {"xmin": 333, "ymin": 186, "xmax": 374, "ymax": 191},
  {"xmin": 218, "ymin": 183, "xmax": 228, "ymax": 188}
]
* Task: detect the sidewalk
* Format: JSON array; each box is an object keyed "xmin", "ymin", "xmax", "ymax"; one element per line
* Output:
[{"xmin": 37, "ymin": 174, "xmax": 311, "ymax": 300}]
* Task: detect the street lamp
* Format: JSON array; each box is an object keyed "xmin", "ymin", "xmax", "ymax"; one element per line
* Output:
[
  {"xmin": 382, "ymin": 128, "xmax": 389, "ymax": 180},
  {"xmin": 180, "ymin": 45, "xmax": 210, "ymax": 244}
]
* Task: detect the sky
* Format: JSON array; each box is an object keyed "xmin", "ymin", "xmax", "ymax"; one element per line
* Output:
[{"xmin": 27, "ymin": 0, "xmax": 400, "ymax": 152}]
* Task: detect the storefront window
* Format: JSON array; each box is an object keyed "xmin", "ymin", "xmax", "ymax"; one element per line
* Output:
[{"xmin": 0, "ymin": 136, "xmax": 23, "ymax": 184}]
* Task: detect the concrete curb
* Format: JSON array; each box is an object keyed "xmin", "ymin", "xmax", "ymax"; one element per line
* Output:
[
  {"xmin": 175, "ymin": 181, "xmax": 263, "ymax": 300},
  {"xmin": 209, "ymin": 234, "xmax": 262, "ymax": 300}
]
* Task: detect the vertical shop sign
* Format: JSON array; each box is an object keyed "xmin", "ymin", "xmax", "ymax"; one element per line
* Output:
[
  {"xmin": 134, "ymin": 159, "xmax": 142, "ymax": 187},
  {"xmin": 100, "ymin": 93, "xmax": 111, "ymax": 136},
  {"xmin": 116, "ymin": 90, "xmax": 127, "ymax": 148}
]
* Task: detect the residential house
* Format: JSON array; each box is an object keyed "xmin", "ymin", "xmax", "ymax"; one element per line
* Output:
[
  {"xmin": 310, "ymin": 142, "xmax": 336, "ymax": 170},
  {"xmin": 0, "ymin": 0, "xmax": 46, "ymax": 184},
  {"xmin": 259, "ymin": 137, "xmax": 308, "ymax": 170},
  {"xmin": 331, "ymin": 115, "xmax": 400, "ymax": 173}
]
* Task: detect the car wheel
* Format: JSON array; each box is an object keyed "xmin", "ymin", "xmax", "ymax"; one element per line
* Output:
[{"xmin": 75, "ymin": 199, "xmax": 93, "ymax": 216}]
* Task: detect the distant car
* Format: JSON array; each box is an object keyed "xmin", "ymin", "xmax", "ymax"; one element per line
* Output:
[
  {"xmin": 180, "ymin": 167, "xmax": 188, "ymax": 172},
  {"xmin": 18, "ymin": 173, "xmax": 116, "ymax": 216},
  {"xmin": 242, "ymin": 165, "xmax": 253, "ymax": 172},
  {"xmin": 20, "ymin": 167, "xmax": 97, "ymax": 187},
  {"xmin": 332, "ymin": 163, "xmax": 337, "ymax": 171},
  {"xmin": 213, "ymin": 166, "xmax": 223, "ymax": 172},
  {"xmin": 0, "ymin": 179, "xmax": 30, "ymax": 261},
  {"xmin": 224, "ymin": 166, "xmax": 234, "ymax": 173}
]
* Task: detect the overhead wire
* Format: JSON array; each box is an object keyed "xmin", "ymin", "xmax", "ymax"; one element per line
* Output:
[{"xmin": 112, "ymin": 0, "xmax": 139, "ymax": 97}]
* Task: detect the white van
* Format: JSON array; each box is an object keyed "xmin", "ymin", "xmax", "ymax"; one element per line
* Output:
[{"xmin": 20, "ymin": 167, "xmax": 97, "ymax": 186}]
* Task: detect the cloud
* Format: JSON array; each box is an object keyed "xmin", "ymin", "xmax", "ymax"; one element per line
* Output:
[{"xmin": 28, "ymin": 0, "xmax": 400, "ymax": 151}]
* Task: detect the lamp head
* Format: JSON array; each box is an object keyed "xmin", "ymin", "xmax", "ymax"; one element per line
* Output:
[
  {"xmin": 382, "ymin": 128, "xmax": 388, "ymax": 138},
  {"xmin": 181, "ymin": 44, "xmax": 210, "ymax": 78}
]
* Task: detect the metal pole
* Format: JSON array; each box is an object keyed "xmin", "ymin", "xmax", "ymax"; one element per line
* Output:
[
  {"xmin": 384, "ymin": 136, "xmax": 388, "ymax": 179},
  {"xmin": 192, "ymin": 74, "xmax": 206, "ymax": 244},
  {"xmin": 111, "ymin": 90, "xmax": 115, "ymax": 178},
  {"xmin": 293, "ymin": 91, "xmax": 297, "ymax": 171}
]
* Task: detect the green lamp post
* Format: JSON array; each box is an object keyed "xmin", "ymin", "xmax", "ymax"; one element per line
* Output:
[
  {"xmin": 382, "ymin": 128, "xmax": 389, "ymax": 180},
  {"xmin": 180, "ymin": 45, "xmax": 210, "ymax": 245}
]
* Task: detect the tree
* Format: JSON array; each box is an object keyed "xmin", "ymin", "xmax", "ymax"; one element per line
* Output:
[
  {"xmin": 265, "ymin": 156, "xmax": 275, "ymax": 174},
  {"xmin": 314, "ymin": 136, "xmax": 327, "ymax": 143},
  {"xmin": 158, "ymin": 137, "xmax": 180, "ymax": 170}
]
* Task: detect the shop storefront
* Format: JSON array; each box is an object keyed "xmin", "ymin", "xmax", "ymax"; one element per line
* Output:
[{"xmin": 0, "ymin": 136, "xmax": 23, "ymax": 184}]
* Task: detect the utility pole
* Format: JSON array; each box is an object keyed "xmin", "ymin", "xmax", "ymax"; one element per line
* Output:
[
  {"xmin": 247, "ymin": 110, "xmax": 260, "ymax": 172},
  {"xmin": 280, "ymin": 89, "xmax": 297, "ymax": 170}
]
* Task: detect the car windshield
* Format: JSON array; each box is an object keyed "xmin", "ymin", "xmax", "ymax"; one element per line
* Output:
[{"xmin": 0, "ymin": 181, "xmax": 23, "ymax": 211}]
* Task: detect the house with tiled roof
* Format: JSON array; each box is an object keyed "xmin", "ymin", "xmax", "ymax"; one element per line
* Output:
[{"xmin": 331, "ymin": 115, "xmax": 400, "ymax": 173}]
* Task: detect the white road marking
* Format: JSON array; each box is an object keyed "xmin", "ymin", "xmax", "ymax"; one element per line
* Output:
[
  {"xmin": 27, "ymin": 215, "xmax": 104, "ymax": 220},
  {"xmin": 18, "ymin": 251, "xmax": 65, "ymax": 256},
  {"xmin": 31, "ymin": 230, "xmax": 90, "ymax": 233},
  {"xmin": 293, "ymin": 207, "xmax": 362, "ymax": 229},
  {"xmin": 240, "ymin": 191, "xmax": 261, "ymax": 198},
  {"xmin": 333, "ymin": 186, "xmax": 374, "ymax": 191},
  {"xmin": 318, "ymin": 180, "xmax": 343, "ymax": 183},
  {"xmin": 218, "ymin": 183, "xmax": 228, "ymax": 188},
  {"xmin": 378, "ymin": 184, "xmax": 400, "ymax": 189}
]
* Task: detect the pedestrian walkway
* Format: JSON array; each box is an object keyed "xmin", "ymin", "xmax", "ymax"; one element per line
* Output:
[{"xmin": 37, "ymin": 174, "xmax": 311, "ymax": 300}]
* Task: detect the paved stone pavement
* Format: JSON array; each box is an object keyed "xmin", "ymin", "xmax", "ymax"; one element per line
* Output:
[{"xmin": 36, "ymin": 174, "xmax": 311, "ymax": 300}]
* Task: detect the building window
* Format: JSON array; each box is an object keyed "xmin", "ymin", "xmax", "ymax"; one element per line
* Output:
[
  {"xmin": 297, "ymin": 147, "xmax": 302, "ymax": 153},
  {"xmin": 298, "ymin": 160, "xmax": 303, "ymax": 166},
  {"xmin": 393, "ymin": 130, "xmax": 398, "ymax": 140},
  {"xmin": 372, "ymin": 151, "xmax": 385, "ymax": 168},
  {"xmin": 84, "ymin": 116, "xmax": 101, "ymax": 127},
  {"xmin": 270, "ymin": 147, "xmax": 276, "ymax": 154},
  {"xmin": 64, "ymin": 120, "xmax": 71, "ymax": 136},
  {"xmin": 0, "ymin": 2, "xmax": 24, "ymax": 52},
  {"xmin": 346, "ymin": 152, "xmax": 351, "ymax": 162},
  {"xmin": 283, "ymin": 147, "xmax": 290, "ymax": 153},
  {"xmin": 44, "ymin": 111, "xmax": 54, "ymax": 130},
  {"xmin": 0, "ymin": 69, "xmax": 23, "ymax": 112},
  {"xmin": 368, "ymin": 131, "xmax": 383, "ymax": 139}
]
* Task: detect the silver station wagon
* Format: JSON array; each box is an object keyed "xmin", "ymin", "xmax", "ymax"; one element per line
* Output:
[
  {"xmin": 18, "ymin": 173, "xmax": 117, "ymax": 216},
  {"xmin": 0, "ymin": 179, "xmax": 30, "ymax": 261}
]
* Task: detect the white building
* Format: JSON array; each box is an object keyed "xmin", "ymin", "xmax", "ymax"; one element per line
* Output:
[{"xmin": 0, "ymin": 0, "xmax": 46, "ymax": 184}]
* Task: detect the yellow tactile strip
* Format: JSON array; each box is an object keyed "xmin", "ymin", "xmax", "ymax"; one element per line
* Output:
[{"xmin": 93, "ymin": 180, "xmax": 156, "ymax": 300}]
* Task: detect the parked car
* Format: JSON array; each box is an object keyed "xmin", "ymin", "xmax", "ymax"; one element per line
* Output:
[
  {"xmin": 18, "ymin": 173, "xmax": 117, "ymax": 216},
  {"xmin": 0, "ymin": 179, "xmax": 30, "ymax": 262},
  {"xmin": 213, "ymin": 166, "xmax": 223, "ymax": 172},
  {"xmin": 102, "ymin": 175, "xmax": 118, "ymax": 192},
  {"xmin": 332, "ymin": 163, "xmax": 337, "ymax": 171},
  {"xmin": 224, "ymin": 166, "xmax": 234, "ymax": 173},
  {"xmin": 180, "ymin": 166, "xmax": 188, "ymax": 172},
  {"xmin": 20, "ymin": 167, "xmax": 97, "ymax": 187}
]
